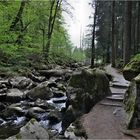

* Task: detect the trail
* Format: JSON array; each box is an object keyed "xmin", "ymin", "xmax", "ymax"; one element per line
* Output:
[{"xmin": 80, "ymin": 65, "xmax": 135, "ymax": 139}]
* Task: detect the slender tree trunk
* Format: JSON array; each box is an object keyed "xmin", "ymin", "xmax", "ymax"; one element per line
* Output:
[
  {"xmin": 111, "ymin": 1, "xmax": 116, "ymax": 67},
  {"xmin": 45, "ymin": 0, "xmax": 61, "ymax": 59},
  {"xmin": 136, "ymin": 2, "xmax": 140, "ymax": 53},
  {"xmin": 10, "ymin": 0, "xmax": 26, "ymax": 30},
  {"xmin": 91, "ymin": 1, "xmax": 97, "ymax": 68},
  {"xmin": 123, "ymin": 1, "xmax": 132, "ymax": 65}
]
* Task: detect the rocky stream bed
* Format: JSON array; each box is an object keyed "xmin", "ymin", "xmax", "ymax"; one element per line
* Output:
[{"xmin": 0, "ymin": 63, "xmax": 112, "ymax": 139}]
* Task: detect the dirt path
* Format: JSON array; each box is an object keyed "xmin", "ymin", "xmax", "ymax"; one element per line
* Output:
[{"xmin": 80, "ymin": 65, "xmax": 135, "ymax": 139}]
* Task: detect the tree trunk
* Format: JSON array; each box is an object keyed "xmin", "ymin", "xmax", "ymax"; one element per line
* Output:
[
  {"xmin": 111, "ymin": 1, "xmax": 116, "ymax": 67},
  {"xmin": 123, "ymin": 1, "xmax": 132, "ymax": 65},
  {"xmin": 10, "ymin": 0, "xmax": 26, "ymax": 31},
  {"xmin": 136, "ymin": 2, "xmax": 140, "ymax": 53},
  {"xmin": 91, "ymin": 1, "xmax": 97, "ymax": 68},
  {"xmin": 45, "ymin": 0, "xmax": 61, "ymax": 59}
]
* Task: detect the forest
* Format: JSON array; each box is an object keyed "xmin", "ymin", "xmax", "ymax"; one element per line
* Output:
[{"xmin": 0, "ymin": 0, "xmax": 140, "ymax": 139}]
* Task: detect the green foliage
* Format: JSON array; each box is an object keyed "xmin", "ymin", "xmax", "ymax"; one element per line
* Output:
[{"xmin": 0, "ymin": 0, "xmax": 84, "ymax": 73}]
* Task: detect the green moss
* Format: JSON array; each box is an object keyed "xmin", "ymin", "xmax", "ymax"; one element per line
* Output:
[
  {"xmin": 134, "ymin": 74, "xmax": 140, "ymax": 84},
  {"xmin": 30, "ymin": 118, "xmax": 36, "ymax": 124},
  {"xmin": 16, "ymin": 133, "xmax": 22, "ymax": 139}
]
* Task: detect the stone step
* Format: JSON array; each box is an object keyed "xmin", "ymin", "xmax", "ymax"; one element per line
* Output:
[
  {"xmin": 106, "ymin": 95, "xmax": 124, "ymax": 101},
  {"xmin": 100, "ymin": 102, "xmax": 122, "ymax": 107},
  {"xmin": 110, "ymin": 87, "xmax": 126, "ymax": 95},
  {"xmin": 110, "ymin": 83, "xmax": 129, "ymax": 89}
]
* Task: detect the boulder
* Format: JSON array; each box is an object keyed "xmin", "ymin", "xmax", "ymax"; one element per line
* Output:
[
  {"xmin": 123, "ymin": 60, "xmax": 140, "ymax": 81},
  {"xmin": 7, "ymin": 119, "xmax": 49, "ymax": 139},
  {"xmin": 1, "ymin": 106, "xmax": 25, "ymax": 118},
  {"xmin": 8, "ymin": 76, "xmax": 32, "ymax": 89},
  {"xmin": 124, "ymin": 74, "xmax": 140, "ymax": 129},
  {"xmin": 52, "ymin": 89, "xmax": 65, "ymax": 98},
  {"xmin": 27, "ymin": 107, "xmax": 46, "ymax": 120},
  {"xmin": 26, "ymin": 81, "xmax": 53, "ymax": 100},
  {"xmin": 6, "ymin": 89, "xmax": 24, "ymax": 102},
  {"xmin": 0, "ymin": 103, "xmax": 6, "ymax": 111},
  {"xmin": 61, "ymin": 105, "xmax": 80, "ymax": 133},
  {"xmin": 39, "ymin": 69, "xmax": 73, "ymax": 78},
  {"xmin": 68, "ymin": 68, "xmax": 111, "ymax": 112},
  {"xmin": 34, "ymin": 98, "xmax": 55, "ymax": 110},
  {"xmin": 47, "ymin": 109, "xmax": 61, "ymax": 123},
  {"xmin": 28, "ymin": 73, "xmax": 46, "ymax": 83}
]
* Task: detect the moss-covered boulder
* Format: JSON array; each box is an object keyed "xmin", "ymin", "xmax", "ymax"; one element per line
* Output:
[
  {"xmin": 123, "ymin": 60, "xmax": 140, "ymax": 81},
  {"xmin": 26, "ymin": 81, "xmax": 53, "ymax": 100},
  {"xmin": 61, "ymin": 68, "xmax": 111, "ymax": 133},
  {"xmin": 69, "ymin": 68, "xmax": 111, "ymax": 105},
  {"xmin": 7, "ymin": 118, "xmax": 49, "ymax": 139},
  {"xmin": 124, "ymin": 74, "xmax": 140, "ymax": 129}
]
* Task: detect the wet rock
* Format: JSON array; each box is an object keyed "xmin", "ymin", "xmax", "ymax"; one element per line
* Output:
[
  {"xmin": 57, "ymin": 84, "xmax": 66, "ymax": 91},
  {"xmin": 53, "ymin": 96, "xmax": 67, "ymax": 104},
  {"xmin": 27, "ymin": 107, "xmax": 46, "ymax": 120},
  {"xmin": 0, "ymin": 93, "xmax": 7, "ymax": 101},
  {"xmin": 61, "ymin": 105, "xmax": 79, "ymax": 133},
  {"xmin": 26, "ymin": 81, "xmax": 53, "ymax": 100},
  {"xmin": 0, "ymin": 103, "xmax": 6, "ymax": 111},
  {"xmin": 7, "ymin": 118, "xmax": 49, "ymax": 139},
  {"xmin": 124, "ymin": 74, "xmax": 140, "ymax": 129},
  {"xmin": 123, "ymin": 60, "xmax": 140, "ymax": 81},
  {"xmin": 8, "ymin": 76, "xmax": 32, "ymax": 89},
  {"xmin": 47, "ymin": 109, "xmax": 61, "ymax": 124},
  {"xmin": 1, "ymin": 106, "xmax": 25, "ymax": 118},
  {"xmin": 39, "ymin": 69, "xmax": 73, "ymax": 78},
  {"xmin": 53, "ymin": 90, "xmax": 65, "ymax": 98},
  {"xmin": 6, "ymin": 89, "xmax": 24, "ymax": 103},
  {"xmin": 34, "ymin": 98, "xmax": 55, "ymax": 110},
  {"xmin": 28, "ymin": 73, "xmax": 46, "ymax": 83}
]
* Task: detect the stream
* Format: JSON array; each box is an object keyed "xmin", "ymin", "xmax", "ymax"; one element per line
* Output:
[{"xmin": 0, "ymin": 64, "xmax": 79, "ymax": 139}]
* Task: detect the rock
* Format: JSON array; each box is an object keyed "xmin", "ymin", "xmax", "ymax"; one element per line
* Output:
[
  {"xmin": 53, "ymin": 90, "xmax": 65, "ymax": 98},
  {"xmin": 26, "ymin": 81, "xmax": 53, "ymax": 100},
  {"xmin": 61, "ymin": 105, "xmax": 79, "ymax": 133},
  {"xmin": 57, "ymin": 84, "xmax": 66, "ymax": 91},
  {"xmin": 28, "ymin": 73, "xmax": 46, "ymax": 83},
  {"xmin": 6, "ymin": 89, "xmax": 24, "ymax": 103},
  {"xmin": 0, "ymin": 93, "xmax": 7, "ymax": 101},
  {"xmin": 1, "ymin": 106, "xmax": 25, "ymax": 118},
  {"xmin": 68, "ymin": 68, "xmax": 111, "ymax": 113},
  {"xmin": 7, "ymin": 118, "xmax": 49, "ymax": 139},
  {"xmin": 8, "ymin": 76, "xmax": 32, "ymax": 89},
  {"xmin": 7, "ymin": 88, "xmax": 24, "ymax": 101},
  {"xmin": 47, "ymin": 109, "xmax": 61, "ymax": 124},
  {"xmin": 27, "ymin": 107, "xmax": 46, "ymax": 120},
  {"xmin": 124, "ymin": 74, "xmax": 140, "ymax": 129},
  {"xmin": 34, "ymin": 98, "xmax": 55, "ymax": 110},
  {"xmin": 0, "ymin": 87, "xmax": 7, "ymax": 93},
  {"xmin": 39, "ymin": 69, "xmax": 73, "ymax": 78},
  {"xmin": 123, "ymin": 60, "xmax": 140, "ymax": 81},
  {"xmin": 52, "ymin": 96, "xmax": 67, "ymax": 103},
  {"xmin": 0, "ymin": 103, "xmax": 6, "ymax": 111}
]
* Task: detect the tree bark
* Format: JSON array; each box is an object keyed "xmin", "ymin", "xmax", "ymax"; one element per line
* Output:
[
  {"xmin": 10, "ymin": 0, "xmax": 26, "ymax": 31},
  {"xmin": 44, "ymin": 0, "xmax": 62, "ymax": 59},
  {"xmin": 111, "ymin": 1, "xmax": 116, "ymax": 67},
  {"xmin": 91, "ymin": 1, "xmax": 97, "ymax": 68},
  {"xmin": 123, "ymin": 1, "xmax": 132, "ymax": 65}
]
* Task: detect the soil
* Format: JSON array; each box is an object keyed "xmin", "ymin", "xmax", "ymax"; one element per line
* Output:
[{"xmin": 79, "ymin": 65, "xmax": 137, "ymax": 139}]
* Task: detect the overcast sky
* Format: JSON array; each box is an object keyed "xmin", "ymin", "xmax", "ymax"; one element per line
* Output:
[{"xmin": 63, "ymin": 0, "xmax": 92, "ymax": 47}]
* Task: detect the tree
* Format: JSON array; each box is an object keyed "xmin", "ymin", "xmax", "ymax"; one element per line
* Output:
[
  {"xmin": 111, "ymin": 1, "xmax": 116, "ymax": 67},
  {"xmin": 44, "ymin": 0, "xmax": 62, "ymax": 59},
  {"xmin": 91, "ymin": 1, "xmax": 98, "ymax": 68},
  {"xmin": 123, "ymin": 1, "xmax": 132, "ymax": 65},
  {"xmin": 9, "ymin": 0, "xmax": 27, "ymax": 31}
]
